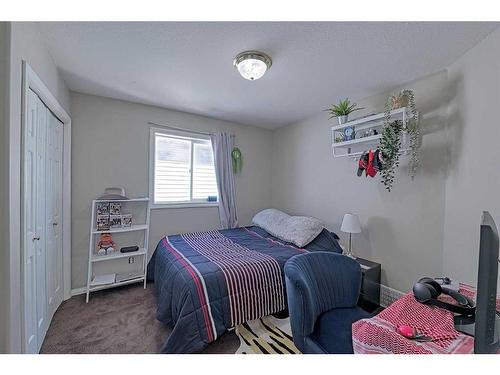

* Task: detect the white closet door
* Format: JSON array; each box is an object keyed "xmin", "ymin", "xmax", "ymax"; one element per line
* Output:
[
  {"xmin": 23, "ymin": 89, "xmax": 64, "ymax": 353},
  {"xmin": 23, "ymin": 89, "xmax": 39, "ymax": 354},
  {"xmin": 46, "ymin": 111, "xmax": 64, "ymax": 321},
  {"xmin": 35, "ymin": 95, "xmax": 48, "ymax": 350}
]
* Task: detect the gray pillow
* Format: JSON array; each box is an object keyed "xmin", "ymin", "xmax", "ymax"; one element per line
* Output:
[{"xmin": 252, "ymin": 209, "xmax": 324, "ymax": 248}]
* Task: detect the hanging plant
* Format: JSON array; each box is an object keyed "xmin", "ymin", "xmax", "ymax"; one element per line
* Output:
[
  {"xmin": 379, "ymin": 89, "xmax": 419, "ymax": 191},
  {"xmin": 379, "ymin": 119, "xmax": 403, "ymax": 191},
  {"xmin": 401, "ymin": 90, "xmax": 420, "ymax": 179}
]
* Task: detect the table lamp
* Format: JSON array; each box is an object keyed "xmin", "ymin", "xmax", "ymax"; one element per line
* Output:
[{"xmin": 341, "ymin": 213, "xmax": 361, "ymax": 258}]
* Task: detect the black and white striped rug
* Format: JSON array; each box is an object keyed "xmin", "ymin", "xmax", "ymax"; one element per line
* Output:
[{"xmin": 234, "ymin": 316, "xmax": 301, "ymax": 354}]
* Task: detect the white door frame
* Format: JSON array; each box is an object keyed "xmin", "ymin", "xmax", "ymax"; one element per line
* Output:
[{"xmin": 20, "ymin": 61, "xmax": 71, "ymax": 352}]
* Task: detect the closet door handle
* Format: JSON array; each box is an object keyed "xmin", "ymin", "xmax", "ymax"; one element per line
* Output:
[
  {"xmin": 33, "ymin": 236, "xmax": 41, "ymax": 241},
  {"xmin": 52, "ymin": 222, "xmax": 58, "ymax": 226}
]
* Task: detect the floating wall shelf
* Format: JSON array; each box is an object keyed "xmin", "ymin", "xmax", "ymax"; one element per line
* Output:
[{"xmin": 331, "ymin": 107, "xmax": 415, "ymax": 158}]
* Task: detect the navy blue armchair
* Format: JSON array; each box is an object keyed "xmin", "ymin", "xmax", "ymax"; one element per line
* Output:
[{"xmin": 284, "ymin": 252, "xmax": 371, "ymax": 354}]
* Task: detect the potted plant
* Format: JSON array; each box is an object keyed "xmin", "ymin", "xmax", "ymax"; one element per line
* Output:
[
  {"xmin": 325, "ymin": 98, "xmax": 364, "ymax": 125},
  {"xmin": 390, "ymin": 91, "xmax": 409, "ymax": 110}
]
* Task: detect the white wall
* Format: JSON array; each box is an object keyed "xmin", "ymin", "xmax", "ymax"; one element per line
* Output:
[
  {"xmin": 271, "ymin": 27, "xmax": 500, "ymax": 293},
  {"xmin": 0, "ymin": 22, "xmax": 9, "ymax": 354},
  {"xmin": 443, "ymin": 28, "xmax": 500, "ymax": 290},
  {"xmin": 70, "ymin": 93, "xmax": 273, "ymax": 289},
  {"xmin": 6, "ymin": 22, "xmax": 70, "ymax": 353},
  {"xmin": 271, "ymin": 71, "xmax": 450, "ymax": 292}
]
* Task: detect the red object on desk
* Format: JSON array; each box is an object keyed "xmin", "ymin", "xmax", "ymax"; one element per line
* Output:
[{"xmin": 352, "ymin": 283, "xmax": 500, "ymax": 354}]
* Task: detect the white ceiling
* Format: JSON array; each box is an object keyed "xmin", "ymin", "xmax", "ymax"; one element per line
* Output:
[{"xmin": 38, "ymin": 22, "xmax": 499, "ymax": 128}]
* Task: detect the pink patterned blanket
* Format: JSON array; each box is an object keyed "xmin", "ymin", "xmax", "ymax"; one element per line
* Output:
[{"xmin": 352, "ymin": 284, "xmax": 500, "ymax": 354}]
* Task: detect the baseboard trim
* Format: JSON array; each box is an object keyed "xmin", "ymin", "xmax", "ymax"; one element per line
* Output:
[
  {"xmin": 380, "ymin": 284, "xmax": 405, "ymax": 307},
  {"xmin": 71, "ymin": 287, "xmax": 86, "ymax": 296}
]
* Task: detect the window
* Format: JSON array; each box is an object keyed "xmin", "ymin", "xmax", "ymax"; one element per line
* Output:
[{"xmin": 150, "ymin": 128, "xmax": 218, "ymax": 206}]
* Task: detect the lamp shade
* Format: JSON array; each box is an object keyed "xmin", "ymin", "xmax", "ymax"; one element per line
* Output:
[{"xmin": 341, "ymin": 213, "xmax": 361, "ymax": 234}]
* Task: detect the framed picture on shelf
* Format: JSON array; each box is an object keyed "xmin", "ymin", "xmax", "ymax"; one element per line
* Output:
[
  {"xmin": 96, "ymin": 202, "xmax": 110, "ymax": 215},
  {"xmin": 121, "ymin": 214, "xmax": 132, "ymax": 227},
  {"xmin": 109, "ymin": 215, "xmax": 122, "ymax": 229},
  {"xmin": 110, "ymin": 202, "xmax": 121, "ymax": 215},
  {"xmin": 96, "ymin": 214, "xmax": 110, "ymax": 231}
]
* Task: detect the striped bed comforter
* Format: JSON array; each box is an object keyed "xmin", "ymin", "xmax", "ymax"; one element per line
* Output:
[{"xmin": 148, "ymin": 226, "xmax": 342, "ymax": 353}]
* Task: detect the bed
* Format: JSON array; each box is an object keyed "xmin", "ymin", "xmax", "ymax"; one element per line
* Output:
[{"xmin": 147, "ymin": 224, "xmax": 343, "ymax": 353}]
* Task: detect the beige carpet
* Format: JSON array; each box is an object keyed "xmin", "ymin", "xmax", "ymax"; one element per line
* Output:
[{"xmin": 40, "ymin": 283, "xmax": 239, "ymax": 354}]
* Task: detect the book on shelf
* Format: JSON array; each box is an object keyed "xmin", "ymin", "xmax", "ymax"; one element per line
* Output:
[
  {"xmin": 116, "ymin": 271, "xmax": 143, "ymax": 283},
  {"xmin": 91, "ymin": 273, "xmax": 116, "ymax": 286}
]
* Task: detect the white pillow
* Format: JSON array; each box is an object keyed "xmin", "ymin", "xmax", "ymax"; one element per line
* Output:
[
  {"xmin": 252, "ymin": 208, "xmax": 290, "ymax": 237},
  {"xmin": 252, "ymin": 209, "xmax": 324, "ymax": 247},
  {"xmin": 280, "ymin": 215, "xmax": 324, "ymax": 247}
]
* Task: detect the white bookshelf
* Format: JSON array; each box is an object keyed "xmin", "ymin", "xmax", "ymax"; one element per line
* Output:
[{"xmin": 85, "ymin": 197, "xmax": 151, "ymax": 303}]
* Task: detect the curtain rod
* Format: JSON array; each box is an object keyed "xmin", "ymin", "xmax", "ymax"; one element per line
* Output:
[{"xmin": 148, "ymin": 121, "xmax": 235, "ymax": 138}]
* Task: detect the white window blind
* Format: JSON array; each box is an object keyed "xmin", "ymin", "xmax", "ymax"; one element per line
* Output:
[
  {"xmin": 152, "ymin": 129, "xmax": 218, "ymax": 205},
  {"xmin": 192, "ymin": 142, "xmax": 218, "ymax": 200}
]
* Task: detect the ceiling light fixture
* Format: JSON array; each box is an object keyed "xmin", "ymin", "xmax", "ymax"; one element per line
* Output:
[{"xmin": 233, "ymin": 51, "xmax": 272, "ymax": 81}]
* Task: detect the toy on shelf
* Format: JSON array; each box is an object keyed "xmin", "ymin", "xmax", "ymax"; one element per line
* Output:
[{"xmin": 96, "ymin": 232, "xmax": 117, "ymax": 256}]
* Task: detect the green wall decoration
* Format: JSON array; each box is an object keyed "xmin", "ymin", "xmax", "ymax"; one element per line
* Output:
[{"xmin": 231, "ymin": 147, "xmax": 242, "ymax": 174}]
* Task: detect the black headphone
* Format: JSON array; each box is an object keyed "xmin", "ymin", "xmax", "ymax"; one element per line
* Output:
[{"xmin": 413, "ymin": 277, "xmax": 476, "ymax": 316}]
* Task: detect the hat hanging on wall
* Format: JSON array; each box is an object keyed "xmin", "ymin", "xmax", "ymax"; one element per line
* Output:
[
  {"xmin": 98, "ymin": 186, "xmax": 129, "ymax": 200},
  {"xmin": 357, "ymin": 149, "xmax": 383, "ymax": 178},
  {"xmin": 232, "ymin": 147, "xmax": 242, "ymax": 174}
]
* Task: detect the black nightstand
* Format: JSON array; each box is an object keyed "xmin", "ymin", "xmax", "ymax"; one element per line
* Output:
[{"xmin": 355, "ymin": 257, "xmax": 381, "ymax": 313}]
